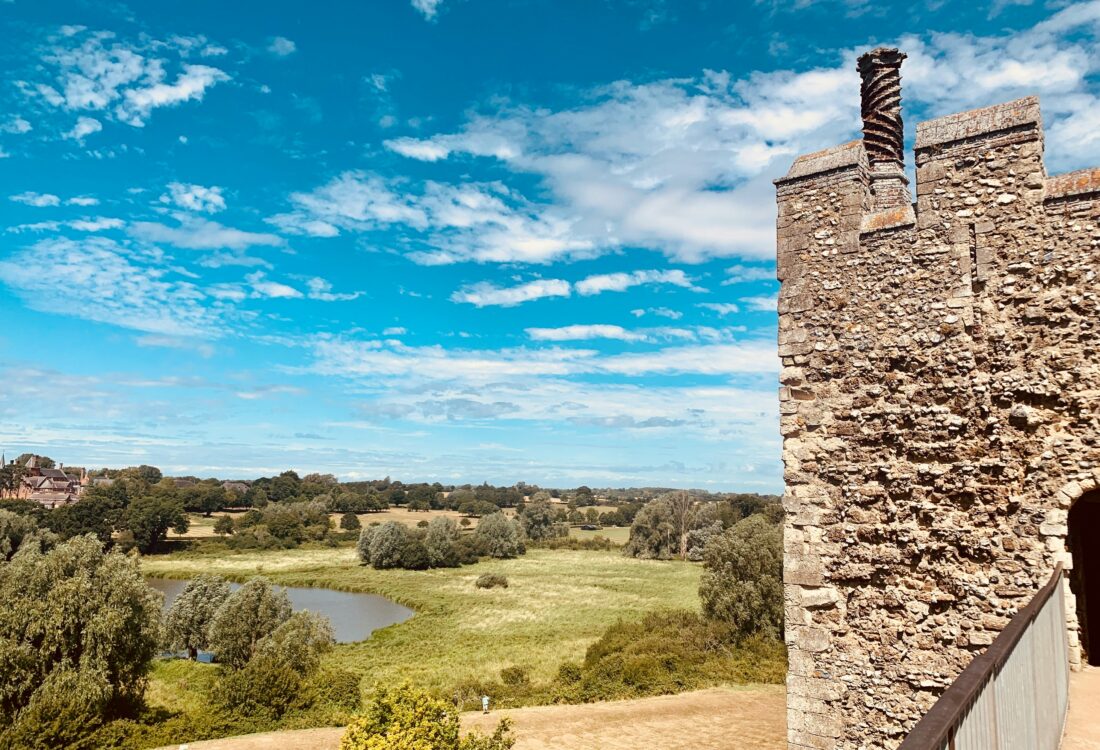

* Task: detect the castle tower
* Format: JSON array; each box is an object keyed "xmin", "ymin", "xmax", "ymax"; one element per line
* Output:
[{"xmin": 776, "ymin": 49, "xmax": 1100, "ymax": 749}]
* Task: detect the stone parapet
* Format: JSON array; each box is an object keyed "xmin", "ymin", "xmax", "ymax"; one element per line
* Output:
[{"xmin": 915, "ymin": 96, "xmax": 1041, "ymax": 151}]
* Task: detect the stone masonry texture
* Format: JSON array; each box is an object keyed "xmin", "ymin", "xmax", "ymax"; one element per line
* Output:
[{"xmin": 776, "ymin": 50, "xmax": 1100, "ymax": 750}]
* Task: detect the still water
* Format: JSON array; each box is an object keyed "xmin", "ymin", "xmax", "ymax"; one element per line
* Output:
[{"xmin": 146, "ymin": 578, "xmax": 413, "ymax": 644}]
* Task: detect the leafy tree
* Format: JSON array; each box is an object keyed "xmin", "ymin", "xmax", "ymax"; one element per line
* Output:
[
  {"xmin": 163, "ymin": 574, "xmax": 232, "ymax": 660},
  {"xmin": 0, "ymin": 509, "xmax": 54, "ymax": 561},
  {"xmin": 119, "ymin": 495, "xmax": 188, "ymax": 553},
  {"xmin": 399, "ymin": 538, "xmax": 431, "ymax": 570},
  {"xmin": 623, "ymin": 499, "xmax": 676, "ymax": 559},
  {"xmin": 356, "ymin": 525, "xmax": 377, "ymax": 564},
  {"xmin": 519, "ymin": 499, "xmax": 564, "ymax": 541},
  {"xmin": 340, "ymin": 512, "xmax": 362, "ymax": 531},
  {"xmin": 213, "ymin": 514, "xmax": 235, "ymax": 536},
  {"xmin": 340, "ymin": 684, "xmax": 514, "ymax": 750},
  {"xmin": 424, "ymin": 516, "xmax": 459, "ymax": 567},
  {"xmin": 0, "ymin": 535, "xmax": 161, "ymax": 746},
  {"xmin": 459, "ymin": 499, "xmax": 500, "ymax": 518},
  {"xmin": 41, "ymin": 497, "xmax": 115, "ymax": 545},
  {"xmin": 12, "ymin": 453, "xmax": 54, "ymax": 469},
  {"xmin": 475, "ymin": 513, "xmax": 524, "ymax": 559},
  {"xmin": 699, "ymin": 515, "xmax": 783, "ymax": 639},
  {"xmin": 367, "ymin": 522, "xmax": 408, "ymax": 569},
  {"xmin": 208, "ymin": 578, "xmax": 292, "ymax": 668},
  {"xmin": 117, "ymin": 465, "xmax": 163, "ymax": 484}
]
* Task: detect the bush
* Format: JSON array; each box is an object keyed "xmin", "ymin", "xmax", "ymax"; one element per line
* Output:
[
  {"xmin": 699, "ymin": 515, "xmax": 783, "ymax": 639},
  {"xmin": 339, "ymin": 512, "xmax": 361, "ymax": 531},
  {"xmin": 475, "ymin": 573, "xmax": 509, "ymax": 589},
  {"xmin": 163, "ymin": 574, "xmax": 232, "ymax": 660},
  {"xmin": 368, "ymin": 522, "xmax": 408, "ymax": 569},
  {"xmin": 500, "ymin": 666, "xmax": 529, "ymax": 686},
  {"xmin": 305, "ymin": 668, "xmax": 361, "ymax": 711},
  {"xmin": 424, "ymin": 516, "xmax": 460, "ymax": 567},
  {"xmin": 340, "ymin": 684, "xmax": 513, "ymax": 750},
  {"xmin": 475, "ymin": 513, "xmax": 524, "ymax": 559},
  {"xmin": 399, "ymin": 538, "xmax": 431, "ymax": 570},
  {"xmin": 208, "ymin": 578, "xmax": 292, "ymax": 668},
  {"xmin": 556, "ymin": 610, "xmax": 785, "ymax": 703},
  {"xmin": 213, "ymin": 515, "xmax": 235, "ymax": 536}
]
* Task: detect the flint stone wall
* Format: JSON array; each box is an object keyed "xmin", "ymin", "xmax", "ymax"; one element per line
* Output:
[{"xmin": 776, "ymin": 96, "xmax": 1100, "ymax": 750}]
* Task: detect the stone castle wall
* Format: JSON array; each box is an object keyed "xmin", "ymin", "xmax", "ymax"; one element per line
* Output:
[{"xmin": 776, "ymin": 83, "xmax": 1100, "ymax": 750}]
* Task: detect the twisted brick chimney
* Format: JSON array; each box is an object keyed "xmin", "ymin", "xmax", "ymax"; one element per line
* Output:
[{"xmin": 858, "ymin": 47, "xmax": 910, "ymax": 210}]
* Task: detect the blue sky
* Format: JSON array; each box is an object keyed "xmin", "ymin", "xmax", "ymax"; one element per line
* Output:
[{"xmin": 2, "ymin": 1, "xmax": 1099, "ymax": 490}]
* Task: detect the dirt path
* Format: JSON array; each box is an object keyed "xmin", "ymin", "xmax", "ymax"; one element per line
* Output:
[
  {"xmin": 152, "ymin": 686, "xmax": 785, "ymax": 750},
  {"xmin": 1064, "ymin": 666, "xmax": 1100, "ymax": 749}
]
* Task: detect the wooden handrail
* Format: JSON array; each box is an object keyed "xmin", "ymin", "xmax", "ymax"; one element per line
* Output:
[{"xmin": 897, "ymin": 564, "xmax": 1065, "ymax": 750}]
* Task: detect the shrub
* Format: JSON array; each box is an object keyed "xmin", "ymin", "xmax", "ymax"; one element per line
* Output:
[
  {"xmin": 699, "ymin": 515, "xmax": 783, "ymax": 639},
  {"xmin": 356, "ymin": 525, "xmax": 376, "ymax": 564},
  {"xmin": 500, "ymin": 666, "xmax": 529, "ymax": 686},
  {"xmin": 368, "ymin": 522, "xmax": 408, "ymax": 569},
  {"xmin": 399, "ymin": 538, "xmax": 431, "ymax": 570},
  {"xmin": 163, "ymin": 574, "xmax": 232, "ymax": 660},
  {"xmin": 475, "ymin": 573, "xmax": 508, "ymax": 589},
  {"xmin": 305, "ymin": 667, "xmax": 362, "ymax": 711},
  {"xmin": 208, "ymin": 578, "xmax": 292, "ymax": 668},
  {"xmin": 340, "ymin": 684, "xmax": 513, "ymax": 750},
  {"xmin": 213, "ymin": 515, "xmax": 235, "ymax": 536},
  {"xmin": 475, "ymin": 513, "xmax": 524, "ymax": 559},
  {"xmin": 558, "ymin": 610, "xmax": 785, "ymax": 703},
  {"xmin": 340, "ymin": 512, "xmax": 361, "ymax": 531},
  {"xmin": 424, "ymin": 517, "xmax": 459, "ymax": 567}
]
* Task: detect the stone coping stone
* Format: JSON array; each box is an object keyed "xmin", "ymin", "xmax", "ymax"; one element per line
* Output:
[
  {"xmin": 1046, "ymin": 167, "xmax": 1100, "ymax": 200},
  {"xmin": 860, "ymin": 204, "xmax": 916, "ymax": 234},
  {"xmin": 915, "ymin": 96, "xmax": 1041, "ymax": 150},
  {"xmin": 776, "ymin": 140, "xmax": 866, "ymax": 184}
]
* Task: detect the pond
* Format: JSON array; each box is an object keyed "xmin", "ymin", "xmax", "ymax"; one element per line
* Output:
[{"xmin": 146, "ymin": 578, "xmax": 414, "ymax": 647}]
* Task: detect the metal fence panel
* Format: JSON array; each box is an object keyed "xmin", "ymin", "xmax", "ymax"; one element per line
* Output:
[{"xmin": 897, "ymin": 566, "xmax": 1070, "ymax": 750}]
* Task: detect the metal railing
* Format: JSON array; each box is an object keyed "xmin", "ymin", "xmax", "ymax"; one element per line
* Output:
[{"xmin": 898, "ymin": 565, "xmax": 1070, "ymax": 750}]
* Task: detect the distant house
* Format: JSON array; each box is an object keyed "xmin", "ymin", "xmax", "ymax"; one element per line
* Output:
[{"xmin": 5, "ymin": 455, "xmax": 83, "ymax": 509}]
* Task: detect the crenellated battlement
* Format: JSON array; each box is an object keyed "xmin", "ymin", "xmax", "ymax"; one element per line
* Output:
[{"xmin": 777, "ymin": 49, "xmax": 1100, "ymax": 750}]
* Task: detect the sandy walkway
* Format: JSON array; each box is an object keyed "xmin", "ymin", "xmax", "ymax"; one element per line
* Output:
[
  {"xmin": 1064, "ymin": 666, "xmax": 1100, "ymax": 750},
  {"xmin": 152, "ymin": 686, "xmax": 785, "ymax": 750}
]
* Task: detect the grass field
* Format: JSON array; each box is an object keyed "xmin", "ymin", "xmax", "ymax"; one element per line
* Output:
[{"xmin": 140, "ymin": 547, "xmax": 698, "ymax": 693}]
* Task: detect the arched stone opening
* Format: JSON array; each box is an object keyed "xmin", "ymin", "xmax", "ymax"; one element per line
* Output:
[{"xmin": 1069, "ymin": 488, "xmax": 1100, "ymax": 667}]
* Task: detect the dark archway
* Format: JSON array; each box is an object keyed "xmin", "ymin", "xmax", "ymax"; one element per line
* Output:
[{"xmin": 1069, "ymin": 490, "xmax": 1100, "ymax": 666}]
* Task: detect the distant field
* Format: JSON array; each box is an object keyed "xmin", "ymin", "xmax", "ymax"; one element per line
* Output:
[
  {"xmin": 168, "ymin": 508, "xmax": 631, "ymax": 543},
  {"xmin": 140, "ymin": 547, "xmax": 698, "ymax": 694}
]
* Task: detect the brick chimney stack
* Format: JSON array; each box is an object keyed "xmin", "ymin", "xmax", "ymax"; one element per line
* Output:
[{"xmin": 857, "ymin": 47, "xmax": 910, "ymax": 210}]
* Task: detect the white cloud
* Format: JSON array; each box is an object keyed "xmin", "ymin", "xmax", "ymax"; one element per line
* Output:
[
  {"xmin": 741, "ymin": 293, "xmax": 779, "ymax": 312},
  {"xmin": 68, "ymin": 217, "xmax": 124, "ymax": 232},
  {"xmin": 575, "ymin": 269, "xmax": 704, "ymax": 296},
  {"xmin": 67, "ymin": 196, "xmax": 99, "ymax": 206},
  {"xmin": 1, "ymin": 117, "xmax": 31, "ymax": 134},
  {"xmin": 306, "ymin": 277, "xmax": 362, "ymax": 302},
  {"xmin": 10, "ymin": 191, "xmax": 61, "ymax": 207},
  {"xmin": 130, "ymin": 215, "xmax": 284, "ymax": 251},
  {"xmin": 697, "ymin": 302, "xmax": 741, "ymax": 315},
  {"xmin": 246, "ymin": 271, "xmax": 302, "ymax": 299},
  {"xmin": 631, "ymin": 307, "xmax": 684, "ymax": 320},
  {"xmin": 163, "ymin": 182, "xmax": 226, "ymax": 213},
  {"xmin": 451, "ymin": 278, "xmax": 571, "ymax": 307},
  {"xmin": 382, "ymin": 326, "xmax": 407, "ymax": 336},
  {"xmin": 33, "ymin": 30, "xmax": 229, "ymax": 129},
  {"xmin": 268, "ymin": 37, "xmax": 297, "ymax": 56},
  {"xmin": 526, "ymin": 324, "xmax": 649, "ymax": 342},
  {"xmin": 273, "ymin": 172, "xmax": 596, "ymax": 265},
  {"xmin": 722, "ymin": 264, "xmax": 776, "ymax": 284},
  {"xmin": 411, "ymin": 0, "xmax": 444, "ymax": 20},
  {"xmin": 0, "ymin": 237, "xmax": 229, "ymax": 337},
  {"xmin": 64, "ymin": 115, "xmax": 102, "ymax": 141}
]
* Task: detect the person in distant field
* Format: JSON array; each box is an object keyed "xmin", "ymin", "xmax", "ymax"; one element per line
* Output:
[{"xmin": 482, "ymin": 694, "xmax": 490, "ymax": 714}]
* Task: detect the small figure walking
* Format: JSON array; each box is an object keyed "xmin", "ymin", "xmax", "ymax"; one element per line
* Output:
[{"xmin": 481, "ymin": 694, "xmax": 490, "ymax": 714}]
